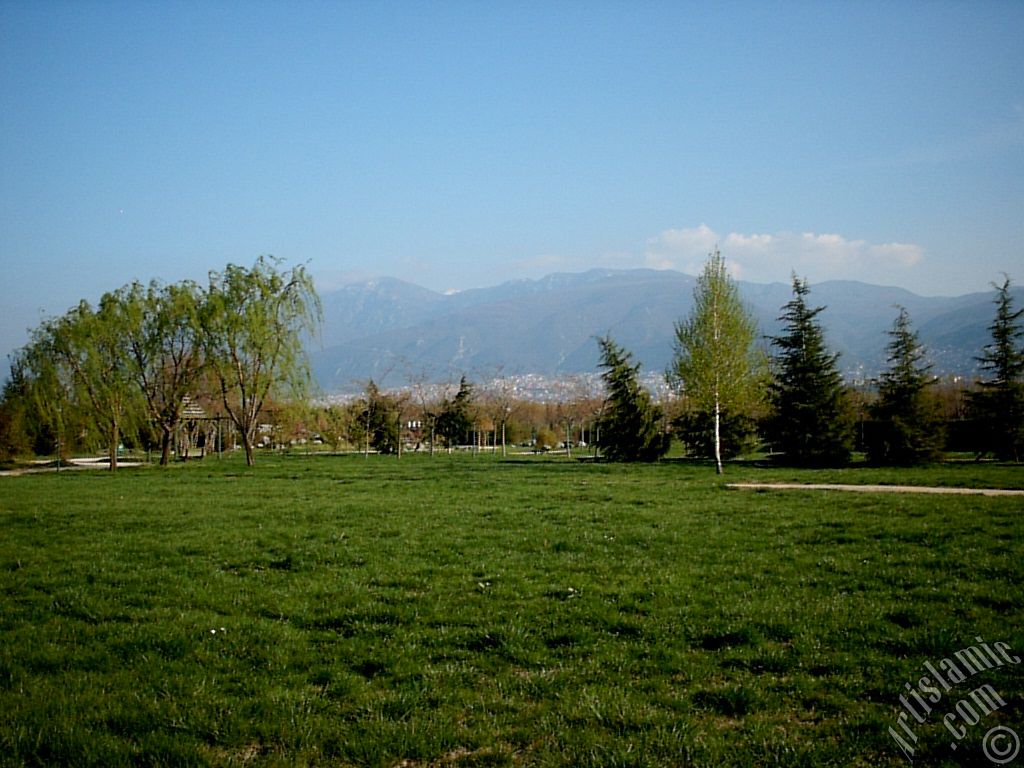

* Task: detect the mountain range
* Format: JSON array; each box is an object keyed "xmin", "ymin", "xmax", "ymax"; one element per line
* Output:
[{"xmin": 309, "ymin": 269, "xmax": 1019, "ymax": 393}]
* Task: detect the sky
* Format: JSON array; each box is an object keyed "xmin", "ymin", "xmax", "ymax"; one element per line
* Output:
[{"xmin": 1, "ymin": 0, "xmax": 1022, "ymax": 364}]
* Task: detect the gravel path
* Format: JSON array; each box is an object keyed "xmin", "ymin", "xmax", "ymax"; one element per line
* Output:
[{"xmin": 727, "ymin": 483, "xmax": 1024, "ymax": 497}]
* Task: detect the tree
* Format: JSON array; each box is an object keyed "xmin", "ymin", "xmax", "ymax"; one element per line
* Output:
[
  {"xmin": 766, "ymin": 276, "xmax": 854, "ymax": 467},
  {"xmin": 351, "ymin": 380, "xmax": 400, "ymax": 455},
  {"xmin": 594, "ymin": 335, "xmax": 669, "ymax": 462},
  {"xmin": 31, "ymin": 295, "xmax": 146, "ymax": 470},
  {"xmin": 119, "ymin": 280, "xmax": 206, "ymax": 465},
  {"xmin": 436, "ymin": 375, "xmax": 475, "ymax": 451},
  {"xmin": 970, "ymin": 277, "xmax": 1024, "ymax": 461},
  {"xmin": 480, "ymin": 367, "xmax": 518, "ymax": 457},
  {"xmin": 0, "ymin": 358, "xmax": 33, "ymax": 462},
  {"xmin": 200, "ymin": 257, "xmax": 320, "ymax": 466},
  {"xmin": 668, "ymin": 249, "xmax": 766, "ymax": 473},
  {"xmin": 867, "ymin": 307, "xmax": 944, "ymax": 465}
]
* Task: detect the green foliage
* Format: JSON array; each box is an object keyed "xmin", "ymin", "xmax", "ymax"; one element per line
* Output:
[
  {"xmin": 595, "ymin": 335, "xmax": 669, "ymax": 461},
  {"xmin": 766, "ymin": 276, "xmax": 854, "ymax": 466},
  {"xmin": 672, "ymin": 408, "xmax": 758, "ymax": 460},
  {"xmin": 200, "ymin": 257, "xmax": 320, "ymax": 466},
  {"xmin": 436, "ymin": 375, "xmax": 475, "ymax": 448},
  {"xmin": 0, "ymin": 358, "xmax": 35, "ymax": 462},
  {"xmin": 0, "ymin": 455, "xmax": 1021, "ymax": 766},
  {"xmin": 349, "ymin": 380, "xmax": 401, "ymax": 454},
  {"xmin": 867, "ymin": 307, "xmax": 944, "ymax": 465},
  {"xmin": 534, "ymin": 425, "xmax": 557, "ymax": 450},
  {"xmin": 118, "ymin": 280, "xmax": 206, "ymax": 466},
  {"xmin": 26, "ymin": 294, "xmax": 148, "ymax": 469},
  {"xmin": 669, "ymin": 250, "xmax": 766, "ymax": 471},
  {"xmin": 970, "ymin": 276, "xmax": 1024, "ymax": 461},
  {"xmin": 11, "ymin": 257, "xmax": 318, "ymax": 469}
]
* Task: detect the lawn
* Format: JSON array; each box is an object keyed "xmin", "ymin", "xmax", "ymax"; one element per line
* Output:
[{"xmin": 0, "ymin": 453, "xmax": 1021, "ymax": 766}]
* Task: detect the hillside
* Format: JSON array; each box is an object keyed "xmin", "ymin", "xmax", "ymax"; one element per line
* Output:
[{"xmin": 309, "ymin": 270, "xmax": 1019, "ymax": 393}]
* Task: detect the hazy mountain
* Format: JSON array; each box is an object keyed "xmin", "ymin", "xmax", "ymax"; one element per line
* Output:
[{"xmin": 310, "ymin": 269, "xmax": 1019, "ymax": 393}]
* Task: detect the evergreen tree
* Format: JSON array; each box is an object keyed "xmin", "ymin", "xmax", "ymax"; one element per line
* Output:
[
  {"xmin": 436, "ymin": 375, "xmax": 475, "ymax": 450},
  {"xmin": 867, "ymin": 307, "xmax": 944, "ymax": 465},
  {"xmin": 595, "ymin": 335, "xmax": 669, "ymax": 462},
  {"xmin": 362, "ymin": 382, "xmax": 401, "ymax": 454},
  {"xmin": 970, "ymin": 277, "xmax": 1024, "ymax": 461},
  {"xmin": 668, "ymin": 249, "xmax": 766, "ymax": 473},
  {"xmin": 767, "ymin": 276, "xmax": 854, "ymax": 466}
]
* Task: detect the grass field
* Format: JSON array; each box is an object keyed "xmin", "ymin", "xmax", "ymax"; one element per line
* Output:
[{"xmin": 1, "ymin": 453, "xmax": 1022, "ymax": 767}]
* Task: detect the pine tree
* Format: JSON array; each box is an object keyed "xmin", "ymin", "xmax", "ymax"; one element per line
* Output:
[
  {"xmin": 971, "ymin": 277, "xmax": 1024, "ymax": 461},
  {"xmin": 668, "ymin": 249, "xmax": 766, "ymax": 473},
  {"xmin": 595, "ymin": 335, "xmax": 669, "ymax": 462},
  {"xmin": 436, "ymin": 375, "xmax": 475, "ymax": 450},
  {"xmin": 868, "ymin": 307, "xmax": 944, "ymax": 465},
  {"xmin": 767, "ymin": 276, "xmax": 854, "ymax": 466},
  {"xmin": 353, "ymin": 380, "xmax": 400, "ymax": 455}
]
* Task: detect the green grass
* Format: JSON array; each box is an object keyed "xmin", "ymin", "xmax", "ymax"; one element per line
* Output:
[{"xmin": 1, "ymin": 453, "xmax": 1022, "ymax": 766}]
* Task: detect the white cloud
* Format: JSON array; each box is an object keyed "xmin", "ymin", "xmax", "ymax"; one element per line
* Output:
[{"xmin": 644, "ymin": 224, "xmax": 925, "ymax": 285}]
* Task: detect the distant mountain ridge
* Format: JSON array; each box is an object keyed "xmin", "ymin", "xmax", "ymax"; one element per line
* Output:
[{"xmin": 309, "ymin": 269, "xmax": 1020, "ymax": 393}]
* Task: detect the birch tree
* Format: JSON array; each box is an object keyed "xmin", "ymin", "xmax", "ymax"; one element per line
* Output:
[{"xmin": 668, "ymin": 249, "xmax": 765, "ymax": 473}]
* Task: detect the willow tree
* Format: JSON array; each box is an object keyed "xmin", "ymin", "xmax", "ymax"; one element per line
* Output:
[
  {"xmin": 669, "ymin": 249, "xmax": 765, "ymax": 473},
  {"xmin": 32, "ymin": 295, "xmax": 144, "ymax": 470},
  {"xmin": 200, "ymin": 257, "xmax": 320, "ymax": 466},
  {"xmin": 119, "ymin": 280, "xmax": 206, "ymax": 465}
]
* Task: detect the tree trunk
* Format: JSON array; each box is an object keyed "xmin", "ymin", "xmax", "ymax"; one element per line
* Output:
[
  {"xmin": 160, "ymin": 427, "xmax": 173, "ymax": 466},
  {"xmin": 243, "ymin": 434, "xmax": 255, "ymax": 466},
  {"xmin": 109, "ymin": 421, "xmax": 119, "ymax": 472},
  {"xmin": 714, "ymin": 396, "xmax": 723, "ymax": 475}
]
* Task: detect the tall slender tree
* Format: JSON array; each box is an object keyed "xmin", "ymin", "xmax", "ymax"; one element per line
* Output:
[
  {"xmin": 766, "ymin": 276, "xmax": 854, "ymax": 467},
  {"xmin": 868, "ymin": 307, "xmax": 944, "ymax": 465},
  {"xmin": 200, "ymin": 257, "xmax": 320, "ymax": 466},
  {"xmin": 970, "ymin": 277, "xmax": 1024, "ymax": 461},
  {"xmin": 668, "ymin": 249, "xmax": 766, "ymax": 473},
  {"xmin": 595, "ymin": 335, "xmax": 669, "ymax": 462}
]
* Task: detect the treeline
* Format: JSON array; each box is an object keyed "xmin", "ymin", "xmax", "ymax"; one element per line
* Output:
[
  {"xmin": 654, "ymin": 253, "xmax": 1023, "ymax": 468},
  {"xmin": 269, "ymin": 257, "xmax": 1023, "ymax": 469},
  {"xmin": 0, "ymin": 257, "xmax": 318, "ymax": 468},
  {"xmin": 2, "ymin": 254, "xmax": 1022, "ymax": 469}
]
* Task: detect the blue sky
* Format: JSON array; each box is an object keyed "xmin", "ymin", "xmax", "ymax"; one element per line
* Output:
[{"xmin": 1, "ymin": 0, "xmax": 1022, "ymax": 362}]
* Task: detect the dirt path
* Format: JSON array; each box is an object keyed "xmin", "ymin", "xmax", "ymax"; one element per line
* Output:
[
  {"xmin": 727, "ymin": 483, "xmax": 1024, "ymax": 497},
  {"xmin": 0, "ymin": 458, "xmax": 143, "ymax": 477}
]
